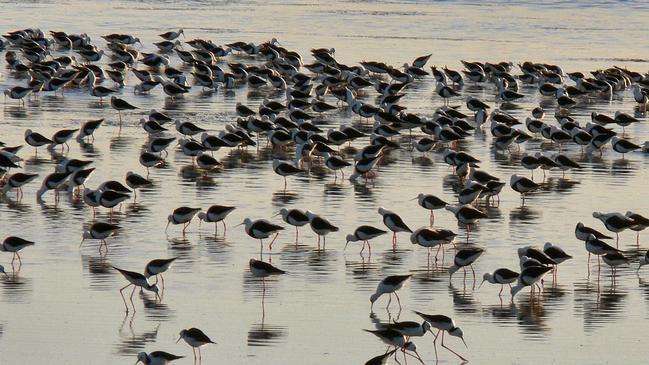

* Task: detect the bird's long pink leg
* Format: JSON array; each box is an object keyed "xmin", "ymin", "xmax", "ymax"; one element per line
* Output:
[{"xmin": 119, "ymin": 284, "xmax": 131, "ymax": 312}]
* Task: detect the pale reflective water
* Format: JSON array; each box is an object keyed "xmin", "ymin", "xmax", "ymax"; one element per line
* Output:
[{"xmin": 1, "ymin": 1, "xmax": 649, "ymax": 364}]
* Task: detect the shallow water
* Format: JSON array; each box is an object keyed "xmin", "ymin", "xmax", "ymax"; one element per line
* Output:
[{"xmin": 1, "ymin": 1, "xmax": 649, "ymax": 364}]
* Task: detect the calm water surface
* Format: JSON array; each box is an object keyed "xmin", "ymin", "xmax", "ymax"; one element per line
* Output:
[{"xmin": 1, "ymin": 1, "xmax": 649, "ymax": 364}]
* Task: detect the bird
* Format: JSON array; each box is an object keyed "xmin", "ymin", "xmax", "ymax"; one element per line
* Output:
[
  {"xmin": 510, "ymin": 266, "xmax": 553, "ymax": 299},
  {"xmin": 177, "ymin": 328, "xmax": 216, "ymax": 362},
  {"xmin": 249, "ymin": 258, "xmax": 286, "ymax": 292},
  {"xmin": 383, "ymin": 320, "xmax": 431, "ymax": 340},
  {"xmin": 51, "ymin": 128, "xmax": 78, "ymax": 151},
  {"xmin": 239, "ymin": 218, "xmax": 284, "ymax": 252},
  {"xmin": 592, "ymin": 211, "xmax": 635, "ymax": 245},
  {"xmin": 125, "ymin": 171, "xmax": 152, "ymax": 200},
  {"xmin": 113, "ymin": 267, "xmax": 159, "ymax": 313},
  {"xmin": 305, "ymin": 211, "xmax": 339, "ymax": 248},
  {"xmin": 24, "ymin": 129, "xmax": 53, "ymax": 154},
  {"xmin": 410, "ymin": 227, "xmax": 457, "ymax": 262},
  {"xmin": 610, "ymin": 136, "xmax": 640, "ymax": 158},
  {"xmin": 345, "ymin": 225, "xmax": 388, "ymax": 254},
  {"xmin": 323, "ymin": 153, "xmax": 352, "ymax": 179},
  {"xmin": 370, "ymin": 274, "xmax": 411, "ymax": 311},
  {"xmin": 444, "ymin": 204, "xmax": 487, "ymax": 240},
  {"xmin": 4, "ymin": 86, "xmax": 32, "ymax": 106},
  {"xmin": 136, "ymin": 351, "xmax": 184, "ymax": 365},
  {"xmin": 510, "ymin": 174, "xmax": 540, "ymax": 204},
  {"xmin": 585, "ymin": 234, "xmax": 622, "ymax": 270},
  {"xmin": 276, "ymin": 208, "xmax": 310, "ymax": 241},
  {"xmin": 575, "ymin": 222, "xmax": 612, "ymax": 241},
  {"xmin": 175, "ymin": 120, "xmax": 206, "ymax": 137},
  {"xmin": 159, "ymin": 28, "xmax": 184, "ymax": 40},
  {"xmin": 81, "ymin": 222, "xmax": 120, "ymax": 252},
  {"xmin": 197, "ymin": 205, "xmax": 236, "ymax": 235},
  {"xmin": 414, "ymin": 193, "xmax": 448, "ymax": 226},
  {"xmin": 448, "ymin": 247, "xmax": 484, "ymax": 283},
  {"xmin": 364, "ymin": 349, "xmax": 398, "ymax": 365},
  {"xmin": 378, "ymin": 207, "xmax": 412, "ymax": 248},
  {"xmin": 543, "ymin": 242, "xmax": 573, "ymax": 275},
  {"xmin": 602, "ymin": 252, "xmax": 629, "ymax": 279},
  {"xmin": 1, "ymin": 173, "xmax": 38, "ymax": 199},
  {"xmin": 166, "ymin": 207, "xmax": 201, "ymax": 234},
  {"xmin": 144, "ymin": 258, "xmax": 177, "ymax": 289},
  {"xmin": 413, "ymin": 311, "xmax": 468, "ymax": 362},
  {"xmin": 362, "ymin": 329, "xmax": 421, "ymax": 361},
  {"xmin": 110, "ymin": 96, "xmax": 138, "ymax": 123},
  {"xmin": 98, "ymin": 189, "xmax": 130, "ymax": 217},
  {"xmin": 272, "ymin": 159, "xmax": 303, "ymax": 189},
  {"xmin": 480, "ymin": 268, "xmax": 520, "ymax": 296},
  {"xmin": 1, "ymin": 236, "xmax": 34, "ymax": 265},
  {"xmin": 626, "ymin": 211, "xmax": 649, "ymax": 245},
  {"xmin": 36, "ymin": 171, "xmax": 72, "ymax": 201}
]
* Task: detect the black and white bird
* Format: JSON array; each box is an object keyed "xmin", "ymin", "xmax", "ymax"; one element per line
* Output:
[
  {"xmin": 585, "ymin": 234, "xmax": 622, "ymax": 269},
  {"xmin": 249, "ymin": 258, "xmax": 286, "ymax": 278},
  {"xmin": 323, "ymin": 153, "xmax": 352, "ymax": 179},
  {"xmin": 378, "ymin": 207, "xmax": 412, "ymax": 247},
  {"xmin": 575, "ymin": 222, "xmax": 612, "ymax": 241},
  {"xmin": 272, "ymin": 159, "xmax": 303, "ymax": 189},
  {"xmin": 448, "ymin": 247, "xmax": 484, "ymax": 282},
  {"xmin": 136, "ymin": 351, "xmax": 184, "ymax": 365},
  {"xmin": 480, "ymin": 268, "xmax": 520, "ymax": 296},
  {"xmin": 110, "ymin": 96, "xmax": 138, "ymax": 123},
  {"xmin": 510, "ymin": 174, "xmax": 539, "ymax": 204},
  {"xmin": 510, "ymin": 266, "xmax": 553, "ymax": 298},
  {"xmin": 543, "ymin": 242, "xmax": 573, "ymax": 274},
  {"xmin": 197, "ymin": 205, "xmax": 236, "ymax": 235},
  {"xmin": 36, "ymin": 171, "xmax": 72, "ymax": 201},
  {"xmin": 370, "ymin": 274, "xmax": 411, "ymax": 311},
  {"xmin": 362, "ymin": 329, "xmax": 419, "ymax": 357},
  {"xmin": 81, "ymin": 222, "xmax": 120, "ymax": 252},
  {"xmin": 626, "ymin": 211, "xmax": 649, "ymax": 245},
  {"xmin": 2, "ymin": 173, "xmax": 38, "ymax": 199},
  {"xmin": 445, "ymin": 204, "xmax": 487, "ymax": 240},
  {"xmin": 345, "ymin": 225, "xmax": 388, "ymax": 254},
  {"xmin": 592, "ymin": 211, "xmax": 635, "ymax": 245},
  {"xmin": 410, "ymin": 227, "xmax": 457, "ymax": 261},
  {"xmin": 166, "ymin": 207, "xmax": 201, "ymax": 234},
  {"xmin": 240, "ymin": 218, "xmax": 284, "ymax": 252},
  {"xmin": 415, "ymin": 193, "xmax": 448, "ymax": 226},
  {"xmin": 1, "ymin": 236, "xmax": 34, "ymax": 265},
  {"xmin": 144, "ymin": 258, "xmax": 177, "ymax": 288},
  {"xmin": 436, "ymin": 83, "xmax": 460, "ymax": 104},
  {"xmin": 24, "ymin": 129, "xmax": 53, "ymax": 153},
  {"xmin": 51, "ymin": 128, "xmax": 79, "ymax": 151},
  {"xmin": 113, "ymin": 267, "xmax": 159, "ymax": 313},
  {"xmin": 276, "ymin": 208, "xmax": 310, "ymax": 241},
  {"xmin": 610, "ymin": 136, "xmax": 640, "ymax": 158},
  {"xmin": 305, "ymin": 211, "xmax": 339, "ymax": 247},
  {"xmin": 413, "ymin": 311, "xmax": 467, "ymax": 362},
  {"xmin": 76, "ymin": 119, "xmax": 104, "ymax": 142},
  {"xmin": 125, "ymin": 171, "xmax": 152, "ymax": 200},
  {"xmin": 176, "ymin": 328, "xmax": 216, "ymax": 362}
]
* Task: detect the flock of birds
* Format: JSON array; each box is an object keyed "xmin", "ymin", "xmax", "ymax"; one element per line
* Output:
[{"xmin": 2, "ymin": 27, "xmax": 649, "ymax": 364}]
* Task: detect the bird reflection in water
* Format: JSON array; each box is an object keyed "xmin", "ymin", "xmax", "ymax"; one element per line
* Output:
[
  {"xmin": 271, "ymin": 190, "xmax": 299, "ymax": 205},
  {"xmin": 82, "ymin": 254, "xmax": 114, "ymax": 290},
  {"xmin": 0, "ymin": 270, "xmax": 32, "ymax": 304},
  {"xmin": 509, "ymin": 205, "xmax": 540, "ymax": 223},
  {"xmin": 0, "ymin": 194, "xmax": 30, "ymax": 213},
  {"xmin": 574, "ymin": 279, "xmax": 628, "ymax": 331},
  {"xmin": 115, "ymin": 319, "xmax": 160, "ymax": 356},
  {"xmin": 514, "ymin": 300, "xmax": 551, "ymax": 338},
  {"xmin": 448, "ymin": 283, "xmax": 478, "ymax": 314}
]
